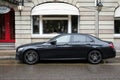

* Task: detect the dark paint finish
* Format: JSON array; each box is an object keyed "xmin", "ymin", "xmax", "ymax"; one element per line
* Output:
[{"xmin": 16, "ymin": 34, "xmax": 116, "ymax": 64}]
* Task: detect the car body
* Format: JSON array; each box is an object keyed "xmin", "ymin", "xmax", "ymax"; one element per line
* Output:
[{"xmin": 16, "ymin": 33, "xmax": 116, "ymax": 64}]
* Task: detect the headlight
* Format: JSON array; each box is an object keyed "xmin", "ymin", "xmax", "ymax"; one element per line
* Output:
[{"xmin": 18, "ymin": 48, "xmax": 24, "ymax": 52}]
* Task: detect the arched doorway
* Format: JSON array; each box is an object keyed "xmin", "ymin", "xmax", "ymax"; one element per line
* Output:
[
  {"xmin": 31, "ymin": 2, "xmax": 80, "ymax": 36},
  {"xmin": 0, "ymin": 7, "xmax": 15, "ymax": 43}
]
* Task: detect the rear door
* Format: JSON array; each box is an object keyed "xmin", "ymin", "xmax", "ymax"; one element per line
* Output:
[{"xmin": 70, "ymin": 34, "xmax": 93, "ymax": 59}]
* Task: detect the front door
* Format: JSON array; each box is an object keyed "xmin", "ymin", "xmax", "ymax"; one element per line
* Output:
[{"xmin": 0, "ymin": 8, "xmax": 15, "ymax": 43}]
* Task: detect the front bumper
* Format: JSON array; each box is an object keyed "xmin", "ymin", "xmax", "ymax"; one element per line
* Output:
[
  {"xmin": 16, "ymin": 53, "xmax": 20, "ymax": 60},
  {"xmin": 16, "ymin": 51, "xmax": 24, "ymax": 62}
]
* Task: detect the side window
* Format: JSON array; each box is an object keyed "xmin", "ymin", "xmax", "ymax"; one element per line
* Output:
[
  {"xmin": 56, "ymin": 35, "xmax": 70, "ymax": 43},
  {"xmin": 72, "ymin": 35, "xmax": 86, "ymax": 43}
]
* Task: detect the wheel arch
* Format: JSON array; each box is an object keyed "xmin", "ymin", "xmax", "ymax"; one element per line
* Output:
[
  {"xmin": 87, "ymin": 49, "xmax": 103, "ymax": 64},
  {"xmin": 87, "ymin": 49, "xmax": 103, "ymax": 59}
]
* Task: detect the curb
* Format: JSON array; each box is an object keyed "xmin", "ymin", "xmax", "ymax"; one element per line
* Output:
[
  {"xmin": 0, "ymin": 55, "xmax": 120, "ymax": 60},
  {"xmin": 0, "ymin": 56, "xmax": 15, "ymax": 60}
]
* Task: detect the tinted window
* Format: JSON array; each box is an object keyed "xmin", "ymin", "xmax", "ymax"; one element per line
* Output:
[
  {"xmin": 72, "ymin": 16, "xmax": 78, "ymax": 33},
  {"xmin": 114, "ymin": 20, "xmax": 120, "ymax": 33},
  {"xmin": 86, "ymin": 36, "xmax": 93, "ymax": 42},
  {"xmin": 72, "ymin": 35, "xmax": 86, "ymax": 42},
  {"xmin": 33, "ymin": 16, "xmax": 39, "ymax": 34},
  {"xmin": 89, "ymin": 35, "xmax": 102, "ymax": 43},
  {"xmin": 43, "ymin": 20, "xmax": 68, "ymax": 34},
  {"xmin": 56, "ymin": 35, "xmax": 70, "ymax": 43}
]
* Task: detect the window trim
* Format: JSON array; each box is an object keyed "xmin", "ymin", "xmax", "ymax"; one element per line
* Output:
[
  {"xmin": 31, "ymin": 34, "xmax": 59, "ymax": 38},
  {"xmin": 114, "ymin": 34, "xmax": 120, "ymax": 38}
]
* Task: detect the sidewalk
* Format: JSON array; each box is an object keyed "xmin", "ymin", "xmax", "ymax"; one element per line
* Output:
[
  {"xmin": 0, "ymin": 50, "xmax": 120, "ymax": 60},
  {"xmin": 116, "ymin": 50, "xmax": 120, "ymax": 58}
]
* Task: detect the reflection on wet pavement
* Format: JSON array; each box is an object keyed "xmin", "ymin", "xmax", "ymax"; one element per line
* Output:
[
  {"xmin": 0, "ymin": 58, "xmax": 120, "ymax": 80},
  {"xmin": 0, "ymin": 58, "xmax": 120, "ymax": 65}
]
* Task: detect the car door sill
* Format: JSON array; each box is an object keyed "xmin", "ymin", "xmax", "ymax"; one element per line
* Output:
[{"xmin": 40, "ymin": 58, "xmax": 86, "ymax": 60}]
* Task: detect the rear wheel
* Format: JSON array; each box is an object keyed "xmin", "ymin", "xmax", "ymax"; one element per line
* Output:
[
  {"xmin": 88, "ymin": 50, "xmax": 102, "ymax": 64},
  {"xmin": 24, "ymin": 50, "xmax": 39, "ymax": 65}
]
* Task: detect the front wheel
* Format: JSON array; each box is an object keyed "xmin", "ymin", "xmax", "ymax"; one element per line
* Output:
[
  {"xmin": 88, "ymin": 50, "xmax": 102, "ymax": 64},
  {"xmin": 24, "ymin": 50, "xmax": 39, "ymax": 65}
]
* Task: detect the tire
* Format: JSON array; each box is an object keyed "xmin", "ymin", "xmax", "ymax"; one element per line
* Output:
[
  {"xmin": 88, "ymin": 50, "xmax": 102, "ymax": 64},
  {"xmin": 24, "ymin": 50, "xmax": 39, "ymax": 65}
]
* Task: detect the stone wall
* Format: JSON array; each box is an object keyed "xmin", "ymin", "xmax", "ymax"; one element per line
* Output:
[{"xmin": 15, "ymin": 0, "xmax": 119, "ymax": 47}]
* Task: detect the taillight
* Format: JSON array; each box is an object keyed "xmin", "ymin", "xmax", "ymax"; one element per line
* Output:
[{"xmin": 109, "ymin": 43, "xmax": 114, "ymax": 49}]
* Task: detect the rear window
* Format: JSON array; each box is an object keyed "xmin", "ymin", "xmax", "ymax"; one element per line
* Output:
[{"xmin": 89, "ymin": 35, "xmax": 102, "ymax": 42}]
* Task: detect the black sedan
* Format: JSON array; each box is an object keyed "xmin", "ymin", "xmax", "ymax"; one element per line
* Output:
[{"xmin": 16, "ymin": 34, "xmax": 116, "ymax": 64}]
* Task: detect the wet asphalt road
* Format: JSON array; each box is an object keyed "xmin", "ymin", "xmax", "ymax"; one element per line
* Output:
[{"xmin": 0, "ymin": 59, "xmax": 120, "ymax": 80}]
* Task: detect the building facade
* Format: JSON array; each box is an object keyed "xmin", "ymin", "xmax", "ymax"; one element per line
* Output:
[{"xmin": 0, "ymin": 0, "xmax": 120, "ymax": 50}]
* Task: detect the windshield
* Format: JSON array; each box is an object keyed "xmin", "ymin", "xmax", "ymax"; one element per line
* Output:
[{"xmin": 49, "ymin": 35, "xmax": 61, "ymax": 42}]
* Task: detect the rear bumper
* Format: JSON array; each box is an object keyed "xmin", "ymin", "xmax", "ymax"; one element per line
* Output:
[{"xmin": 103, "ymin": 49, "xmax": 116, "ymax": 59}]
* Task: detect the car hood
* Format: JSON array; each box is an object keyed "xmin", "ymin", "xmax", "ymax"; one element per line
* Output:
[{"xmin": 17, "ymin": 42, "xmax": 45, "ymax": 49}]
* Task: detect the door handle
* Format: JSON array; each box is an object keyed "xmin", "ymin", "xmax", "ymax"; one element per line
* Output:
[
  {"xmin": 63, "ymin": 43, "xmax": 69, "ymax": 45},
  {"xmin": 85, "ymin": 44, "xmax": 90, "ymax": 45}
]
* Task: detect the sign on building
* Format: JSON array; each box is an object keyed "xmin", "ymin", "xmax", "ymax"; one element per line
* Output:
[{"xmin": 0, "ymin": 6, "xmax": 10, "ymax": 14}]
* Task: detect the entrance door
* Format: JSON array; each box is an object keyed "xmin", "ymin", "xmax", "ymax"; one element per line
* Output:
[{"xmin": 0, "ymin": 8, "xmax": 15, "ymax": 43}]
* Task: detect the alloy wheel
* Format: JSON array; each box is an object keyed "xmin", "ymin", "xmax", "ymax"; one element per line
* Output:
[
  {"xmin": 88, "ymin": 50, "xmax": 102, "ymax": 64},
  {"xmin": 24, "ymin": 50, "xmax": 39, "ymax": 65}
]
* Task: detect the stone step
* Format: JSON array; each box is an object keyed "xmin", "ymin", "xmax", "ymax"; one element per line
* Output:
[
  {"xmin": 0, "ymin": 43, "xmax": 15, "ymax": 50},
  {"xmin": 0, "ymin": 50, "xmax": 16, "ymax": 56}
]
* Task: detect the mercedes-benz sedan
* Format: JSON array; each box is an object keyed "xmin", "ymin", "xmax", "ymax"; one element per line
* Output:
[{"xmin": 16, "ymin": 34, "xmax": 116, "ymax": 64}]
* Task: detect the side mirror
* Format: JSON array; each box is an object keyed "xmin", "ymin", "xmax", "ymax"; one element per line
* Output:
[{"xmin": 50, "ymin": 40, "xmax": 56, "ymax": 45}]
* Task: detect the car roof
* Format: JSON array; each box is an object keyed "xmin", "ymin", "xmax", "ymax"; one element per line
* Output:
[{"xmin": 59, "ymin": 33, "xmax": 90, "ymax": 36}]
